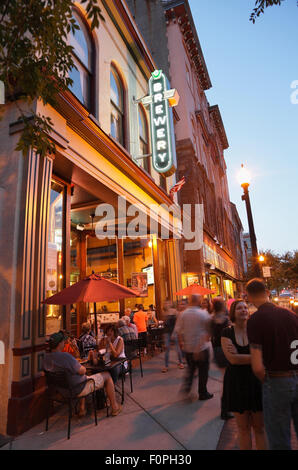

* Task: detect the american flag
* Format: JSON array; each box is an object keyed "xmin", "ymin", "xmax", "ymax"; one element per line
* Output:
[{"xmin": 169, "ymin": 176, "xmax": 186, "ymax": 199}]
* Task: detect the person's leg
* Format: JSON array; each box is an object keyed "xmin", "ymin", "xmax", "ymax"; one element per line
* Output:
[
  {"xmin": 78, "ymin": 397, "xmax": 86, "ymax": 416},
  {"xmin": 262, "ymin": 377, "xmax": 292, "ymax": 450},
  {"xmin": 234, "ymin": 412, "xmax": 252, "ymax": 450},
  {"xmin": 251, "ymin": 412, "xmax": 268, "ymax": 450},
  {"xmin": 101, "ymin": 372, "xmax": 120, "ymax": 413},
  {"xmin": 291, "ymin": 376, "xmax": 298, "ymax": 439},
  {"xmin": 173, "ymin": 333, "xmax": 183, "ymax": 366},
  {"xmin": 197, "ymin": 349, "xmax": 211, "ymax": 397},
  {"xmin": 182, "ymin": 352, "xmax": 195, "ymax": 394},
  {"xmin": 109, "ymin": 364, "xmax": 121, "ymax": 384},
  {"xmin": 164, "ymin": 333, "xmax": 171, "ymax": 369}
]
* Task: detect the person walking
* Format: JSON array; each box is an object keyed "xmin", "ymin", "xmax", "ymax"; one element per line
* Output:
[
  {"xmin": 162, "ymin": 301, "xmax": 184, "ymax": 373},
  {"xmin": 175, "ymin": 295, "xmax": 213, "ymax": 400},
  {"xmin": 246, "ymin": 278, "xmax": 298, "ymax": 450},
  {"xmin": 221, "ymin": 300, "xmax": 266, "ymax": 450},
  {"xmin": 210, "ymin": 298, "xmax": 232, "ymax": 420}
]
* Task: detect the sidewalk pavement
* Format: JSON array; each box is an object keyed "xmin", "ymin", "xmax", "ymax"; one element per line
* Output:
[
  {"xmin": 217, "ymin": 417, "xmax": 298, "ymax": 450},
  {"xmin": 1, "ymin": 352, "xmax": 226, "ymax": 450}
]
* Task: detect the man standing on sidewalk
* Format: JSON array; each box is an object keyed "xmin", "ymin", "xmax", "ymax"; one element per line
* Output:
[
  {"xmin": 175, "ymin": 294, "xmax": 213, "ymax": 400},
  {"xmin": 246, "ymin": 278, "xmax": 298, "ymax": 450}
]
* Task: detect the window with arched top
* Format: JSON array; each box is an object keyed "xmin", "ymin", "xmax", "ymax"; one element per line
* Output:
[
  {"xmin": 110, "ymin": 66, "xmax": 125, "ymax": 146},
  {"xmin": 138, "ymin": 106, "xmax": 150, "ymax": 173},
  {"xmin": 69, "ymin": 10, "xmax": 93, "ymax": 110}
]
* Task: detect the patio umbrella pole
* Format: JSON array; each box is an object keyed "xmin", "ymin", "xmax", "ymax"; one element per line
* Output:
[{"xmin": 93, "ymin": 302, "xmax": 98, "ymax": 337}]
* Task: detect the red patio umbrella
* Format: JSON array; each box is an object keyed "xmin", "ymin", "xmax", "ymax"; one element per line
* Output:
[
  {"xmin": 175, "ymin": 283, "xmax": 215, "ymax": 296},
  {"xmin": 43, "ymin": 273, "xmax": 137, "ymax": 335}
]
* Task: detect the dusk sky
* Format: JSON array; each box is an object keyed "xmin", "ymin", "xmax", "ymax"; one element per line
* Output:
[{"xmin": 189, "ymin": 0, "xmax": 298, "ymax": 254}]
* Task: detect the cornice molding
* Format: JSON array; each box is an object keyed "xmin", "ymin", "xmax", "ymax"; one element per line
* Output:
[
  {"xmin": 163, "ymin": 1, "xmax": 212, "ymax": 91},
  {"xmin": 209, "ymin": 104, "xmax": 229, "ymax": 150}
]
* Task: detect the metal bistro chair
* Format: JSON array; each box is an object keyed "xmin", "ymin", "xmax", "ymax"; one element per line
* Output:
[
  {"xmin": 44, "ymin": 369, "xmax": 98, "ymax": 440},
  {"xmin": 124, "ymin": 338, "xmax": 145, "ymax": 392},
  {"xmin": 147, "ymin": 327, "xmax": 164, "ymax": 356}
]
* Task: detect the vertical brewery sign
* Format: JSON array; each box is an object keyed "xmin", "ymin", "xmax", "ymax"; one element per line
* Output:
[{"xmin": 148, "ymin": 70, "xmax": 177, "ymax": 177}]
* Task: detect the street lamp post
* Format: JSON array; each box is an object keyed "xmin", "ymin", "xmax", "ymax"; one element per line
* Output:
[{"xmin": 238, "ymin": 164, "xmax": 261, "ymax": 277}]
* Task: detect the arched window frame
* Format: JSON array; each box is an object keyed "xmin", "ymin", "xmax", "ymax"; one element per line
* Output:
[
  {"xmin": 110, "ymin": 64, "xmax": 127, "ymax": 148},
  {"xmin": 69, "ymin": 7, "xmax": 95, "ymax": 113},
  {"xmin": 138, "ymin": 104, "xmax": 150, "ymax": 174}
]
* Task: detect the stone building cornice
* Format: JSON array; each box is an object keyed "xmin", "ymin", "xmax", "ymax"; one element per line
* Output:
[
  {"xmin": 209, "ymin": 104, "xmax": 229, "ymax": 150},
  {"xmin": 162, "ymin": 0, "xmax": 212, "ymax": 91}
]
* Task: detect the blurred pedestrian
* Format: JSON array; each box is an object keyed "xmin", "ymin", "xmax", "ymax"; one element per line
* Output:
[
  {"xmin": 227, "ymin": 295, "xmax": 236, "ymax": 311},
  {"xmin": 162, "ymin": 301, "xmax": 184, "ymax": 373},
  {"xmin": 221, "ymin": 300, "xmax": 266, "ymax": 450},
  {"xmin": 246, "ymin": 278, "xmax": 298, "ymax": 450},
  {"xmin": 201, "ymin": 297, "xmax": 213, "ymax": 314},
  {"xmin": 175, "ymin": 295, "xmax": 213, "ymax": 400}
]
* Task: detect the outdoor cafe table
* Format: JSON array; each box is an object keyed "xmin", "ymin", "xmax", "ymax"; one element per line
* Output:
[{"xmin": 85, "ymin": 357, "xmax": 127, "ymax": 404}]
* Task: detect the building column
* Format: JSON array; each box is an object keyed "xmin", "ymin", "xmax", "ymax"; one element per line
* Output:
[
  {"xmin": 76, "ymin": 232, "xmax": 87, "ymax": 337},
  {"xmin": 117, "ymin": 237, "xmax": 125, "ymax": 315},
  {"xmin": 152, "ymin": 236, "xmax": 162, "ymax": 318},
  {"xmin": 7, "ymin": 148, "xmax": 54, "ymax": 436}
]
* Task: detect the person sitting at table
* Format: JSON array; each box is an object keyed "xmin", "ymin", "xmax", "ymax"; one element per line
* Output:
[
  {"xmin": 118, "ymin": 318, "xmax": 138, "ymax": 341},
  {"xmin": 147, "ymin": 305, "xmax": 158, "ymax": 328},
  {"xmin": 44, "ymin": 331, "xmax": 122, "ymax": 417},
  {"xmin": 123, "ymin": 312, "xmax": 138, "ymax": 338},
  {"xmin": 133, "ymin": 304, "xmax": 148, "ymax": 354},
  {"xmin": 62, "ymin": 331, "xmax": 80, "ymax": 359},
  {"xmin": 95, "ymin": 325, "xmax": 127, "ymax": 384},
  {"xmin": 79, "ymin": 322, "xmax": 97, "ymax": 358}
]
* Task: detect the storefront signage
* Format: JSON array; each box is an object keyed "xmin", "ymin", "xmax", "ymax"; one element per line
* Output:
[
  {"xmin": 140, "ymin": 70, "xmax": 178, "ymax": 177},
  {"xmin": 262, "ymin": 266, "xmax": 271, "ymax": 278}
]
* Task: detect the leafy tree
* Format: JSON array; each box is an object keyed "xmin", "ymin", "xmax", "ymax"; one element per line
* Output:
[
  {"xmin": 250, "ymin": 0, "xmax": 297, "ymax": 23},
  {"xmin": 246, "ymin": 250, "xmax": 298, "ymax": 292},
  {"xmin": 0, "ymin": 0, "xmax": 104, "ymax": 157}
]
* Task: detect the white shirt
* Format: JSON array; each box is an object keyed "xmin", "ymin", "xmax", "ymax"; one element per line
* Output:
[{"xmin": 174, "ymin": 306, "xmax": 211, "ymax": 353}]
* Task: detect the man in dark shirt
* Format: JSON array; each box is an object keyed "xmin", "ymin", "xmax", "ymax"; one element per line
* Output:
[{"xmin": 246, "ymin": 278, "xmax": 298, "ymax": 450}]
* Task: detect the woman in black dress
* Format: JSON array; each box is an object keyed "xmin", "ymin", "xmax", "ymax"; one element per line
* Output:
[{"xmin": 221, "ymin": 300, "xmax": 267, "ymax": 450}]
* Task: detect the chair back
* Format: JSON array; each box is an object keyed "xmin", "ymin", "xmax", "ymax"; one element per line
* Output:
[
  {"xmin": 123, "ymin": 339, "xmax": 139, "ymax": 359},
  {"xmin": 44, "ymin": 369, "xmax": 72, "ymax": 396},
  {"xmin": 76, "ymin": 338, "xmax": 84, "ymax": 358}
]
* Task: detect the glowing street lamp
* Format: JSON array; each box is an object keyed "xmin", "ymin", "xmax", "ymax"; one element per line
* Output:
[
  {"xmin": 238, "ymin": 164, "xmax": 261, "ymax": 277},
  {"xmin": 258, "ymin": 255, "xmax": 265, "ymax": 263}
]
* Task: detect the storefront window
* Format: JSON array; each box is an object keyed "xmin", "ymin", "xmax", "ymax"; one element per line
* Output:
[
  {"xmin": 86, "ymin": 236, "xmax": 119, "ymax": 326},
  {"xmin": 123, "ymin": 238, "xmax": 155, "ymax": 311},
  {"xmin": 45, "ymin": 181, "xmax": 65, "ymax": 335}
]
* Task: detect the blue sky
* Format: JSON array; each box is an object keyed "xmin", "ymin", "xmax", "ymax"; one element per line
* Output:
[{"xmin": 189, "ymin": 0, "xmax": 298, "ymax": 254}]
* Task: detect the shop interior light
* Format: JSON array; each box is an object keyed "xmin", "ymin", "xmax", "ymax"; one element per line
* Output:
[
  {"xmin": 76, "ymin": 224, "xmax": 85, "ymax": 231},
  {"xmin": 148, "ymin": 240, "xmax": 153, "ymax": 248}
]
